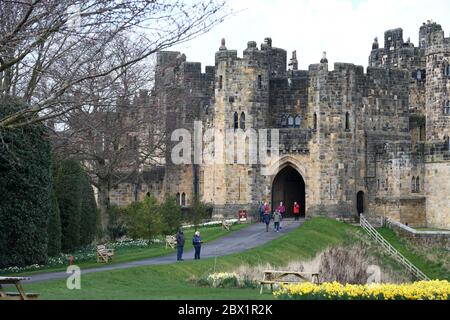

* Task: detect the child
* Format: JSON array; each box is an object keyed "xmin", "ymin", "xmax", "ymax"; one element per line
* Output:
[{"xmin": 273, "ymin": 210, "xmax": 281, "ymax": 232}]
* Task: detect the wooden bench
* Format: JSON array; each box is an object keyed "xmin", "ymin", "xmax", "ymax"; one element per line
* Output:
[
  {"xmin": 1, "ymin": 292, "xmax": 40, "ymax": 300},
  {"xmin": 259, "ymin": 270, "xmax": 321, "ymax": 294},
  {"xmin": 96, "ymin": 245, "xmax": 114, "ymax": 263},
  {"xmin": 0, "ymin": 277, "xmax": 39, "ymax": 300},
  {"xmin": 222, "ymin": 221, "xmax": 232, "ymax": 231},
  {"xmin": 165, "ymin": 235, "xmax": 177, "ymax": 249}
]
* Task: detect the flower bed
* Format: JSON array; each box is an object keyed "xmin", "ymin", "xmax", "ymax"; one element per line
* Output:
[
  {"xmin": 274, "ymin": 280, "xmax": 450, "ymax": 300},
  {"xmin": 182, "ymin": 219, "xmax": 239, "ymax": 230},
  {"xmin": 0, "ymin": 238, "xmax": 163, "ymax": 274},
  {"xmin": 195, "ymin": 272, "xmax": 259, "ymax": 289}
]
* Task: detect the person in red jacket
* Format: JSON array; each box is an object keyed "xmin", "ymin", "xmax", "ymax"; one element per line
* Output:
[
  {"xmin": 277, "ymin": 202, "xmax": 286, "ymax": 230},
  {"xmin": 293, "ymin": 202, "xmax": 300, "ymax": 221}
]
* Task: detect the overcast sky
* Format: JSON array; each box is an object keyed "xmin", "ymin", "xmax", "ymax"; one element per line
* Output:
[{"xmin": 170, "ymin": 0, "xmax": 450, "ymax": 71}]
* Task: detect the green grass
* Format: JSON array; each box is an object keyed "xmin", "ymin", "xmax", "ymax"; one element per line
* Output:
[
  {"xmin": 377, "ymin": 227, "xmax": 449, "ymax": 281},
  {"xmin": 24, "ymin": 217, "xmax": 360, "ymax": 300},
  {"xmin": 2, "ymin": 224, "xmax": 250, "ymax": 277}
]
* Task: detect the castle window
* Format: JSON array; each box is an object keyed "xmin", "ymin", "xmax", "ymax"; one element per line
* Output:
[
  {"xmin": 416, "ymin": 177, "xmax": 420, "ymax": 193},
  {"xmin": 181, "ymin": 193, "xmax": 186, "ymax": 206},
  {"xmin": 258, "ymin": 75, "xmax": 262, "ymax": 89},
  {"xmin": 411, "ymin": 177, "xmax": 416, "ymax": 193},
  {"xmin": 219, "ymin": 75, "xmax": 223, "ymax": 90},
  {"xmin": 287, "ymin": 115, "xmax": 294, "ymax": 127},
  {"xmin": 444, "ymin": 101, "xmax": 450, "ymax": 115},
  {"xmin": 233, "ymin": 112, "xmax": 239, "ymax": 129},
  {"xmin": 176, "ymin": 193, "xmax": 181, "ymax": 205},
  {"xmin": 345, "ymin": 112, "xmax": 350, "ymax": 131},
  {"xmin": 444, "ymin": 63, "xmax": 450, "ymax": 78},
  {"xmin": 416, "ymin": 70, "xmax": 422, "ymax": 81},
  {"xmin": 240, "ymin": 112, "xmax": 246, "ymax": 130},
  {"xmin": 281, "ymin": 115, "xmax": 287, "ymax": 128},
  {"xmin": 294, "ymin": 115, "xmax": 301, "ymax": 128},
  {"xmin": 313, "ymin": 113, "xmax": 318, "ymax": 131},
  {"xmin": 229, "ymin": 96, "xmax": 235, "ymax": 103},
  {"xmin": 445, "ymin": 135, "xmax": 450, "ymax": 151},
  {"xmin": 205, "ymin": 105, "xmax": 209, "ymax": 115}
]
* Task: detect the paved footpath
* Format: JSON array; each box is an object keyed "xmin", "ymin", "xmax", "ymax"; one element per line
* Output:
[{"xmin": 26, "ymin": 219, "xmax": 303, "ymax": 284}]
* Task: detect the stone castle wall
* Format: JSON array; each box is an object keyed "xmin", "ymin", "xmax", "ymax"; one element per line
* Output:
[{"xmin": 108, "ymin": 22, "xmax": 450, "ymax": 230}]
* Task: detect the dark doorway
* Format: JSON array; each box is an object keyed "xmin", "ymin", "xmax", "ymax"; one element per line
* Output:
[
  {"xmin": 357, "ymin": 191, "xmax": 365, "ymax": 215},
  {"xmin": 272, "ymin": 166, "xmax": 306, "ymax": 217}
]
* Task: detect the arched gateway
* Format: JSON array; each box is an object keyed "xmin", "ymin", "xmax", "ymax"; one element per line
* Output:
[{"xmin": 271, "ymin": 166, "xmax": 306, "ymax": 217}]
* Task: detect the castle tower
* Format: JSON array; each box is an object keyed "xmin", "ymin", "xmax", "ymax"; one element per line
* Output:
[
  {"xmin": 425, "ymin": 25, "xmax": 450, "ymax": 141},
  {"xmin": 200, "ymin": 38, "xmax": 274, "ymax": 216}
]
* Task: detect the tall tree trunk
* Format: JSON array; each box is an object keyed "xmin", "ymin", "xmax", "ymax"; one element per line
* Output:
[{"xmin": 98, "ymin": 179, "xmax": 110, "ymax": 239}]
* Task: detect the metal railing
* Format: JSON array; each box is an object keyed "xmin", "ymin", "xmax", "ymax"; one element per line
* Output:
[{"xmin": 360, "ymin": 215, "xmax": 430, "ymax": 281}]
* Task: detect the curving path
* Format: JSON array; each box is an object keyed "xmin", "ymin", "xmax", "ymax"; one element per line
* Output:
[{"xmin": 25, "ymin": 219, "xmax": 304, "ymax": 284}]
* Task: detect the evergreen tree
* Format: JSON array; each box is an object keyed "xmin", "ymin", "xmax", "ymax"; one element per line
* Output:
[
  {"xmin": 47, "ymin": 189, "xmax": 62, "ymax": 257},
  {"xmin": 80, "ymin": 173, "xmax": 98, "ymax": 246},
  {"xmin": 0, "ymin": 97, "xmax": 52, "ymax": 268},
  {"xmin": 160, "ymin": 195, "xmax": 182, "ymax": 235},
  {"xmin": 53, "ymin": 158, "xmax": 83, "ymax": 252},
  {"xmin": 189, "ymin": 196, "xmax": 210, "ymax": 229},
  {"xmin": 127, "ymin": 195, "xmax": 163, "ymax": 240}
]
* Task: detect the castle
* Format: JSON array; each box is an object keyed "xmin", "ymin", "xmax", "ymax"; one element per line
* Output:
[{"xmin": 110, "ymin": 21, "xmax": 450, "ymax": 229}]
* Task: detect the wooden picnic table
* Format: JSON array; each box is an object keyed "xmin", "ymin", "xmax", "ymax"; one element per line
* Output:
[
  {"xmin": 0, "ymin": 276, "xmax": 39, "ymax": 300},
  {"xmin": 260, "ymin": 270, "xmax": 321, "ymax": 294}
]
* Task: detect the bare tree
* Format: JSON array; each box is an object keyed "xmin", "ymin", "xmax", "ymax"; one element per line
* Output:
[
  {"xmin": 0, "ymin": 0, "xmax": 229, "ymax": 129},
  {"xmin": 53, "ymin": 36, "xmax": 167, "ymax": 233}
]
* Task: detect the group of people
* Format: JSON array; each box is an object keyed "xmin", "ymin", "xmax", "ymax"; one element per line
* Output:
[
  {"xmin": 259, "ymin": 201, "xmax": 302, "ymax": 232},
  {"xmin": 175, "ymin": 228, "xmax": 202, "ymax": 261}
]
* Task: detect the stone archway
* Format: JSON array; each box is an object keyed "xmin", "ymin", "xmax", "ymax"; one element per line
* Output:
[{"xmin": 271, "ymin": 166, "xmax": 306, "ymax": 217}]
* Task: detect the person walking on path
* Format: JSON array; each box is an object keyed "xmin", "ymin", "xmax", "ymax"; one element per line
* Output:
[
  {"xmin": 258, "ymin": 201, "xmax": 265, "ymax": 223},
  {"xmin": 293, "ymin": 202, "xmax": 300, "ymax": 221},
  {"xmin": 193, "ymin": 231, "xmax": 203, "ymax": 260},
  {"xmin": 264, "ymin": 202, "xmax": 270, "ymax": 215},
  {"xmin": 263, "ymin": 211, "xmax": 271, "ymax": 232},
  {"xmin": 273, "ymin": 210, "xmax": 281, "ymax": 232},
  {"xmin": 277, "ymin": 202, "xmax": 286, "ymax": 230},
  {"xmin": 176, "ymin": 227, "xmax": 185, "ymax": 261}
]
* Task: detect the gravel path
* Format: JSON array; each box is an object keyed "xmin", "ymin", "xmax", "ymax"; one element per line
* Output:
[{"xmin": 25, "ymin": 219, "xmax": 303, "ymax": 284}]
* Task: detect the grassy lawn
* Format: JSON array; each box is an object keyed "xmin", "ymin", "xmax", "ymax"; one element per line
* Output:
[
  {"xmin": 1, "ymin": 224, "xmax": 250, "ymax": 277},
  {"xmin": 25, "ymin": 217, "xmax": 361, "ymax": 300},
  {"xmin": 377, "ymin": 227, "xmax": 450, "ymax": 281}
]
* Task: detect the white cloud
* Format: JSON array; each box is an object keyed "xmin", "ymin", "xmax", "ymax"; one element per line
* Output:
[{"xmin": 171, "ymin": 0, "xmax": 450, "ymax": 71}]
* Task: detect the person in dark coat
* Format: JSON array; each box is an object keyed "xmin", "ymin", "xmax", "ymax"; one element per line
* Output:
[
  {"xmin": 193, "ymin": 231, "xmax": 202, "ymax": 260},
  {"xmin": 263, "ymin": 212, "xmax": 271, "ymax": 232},
  {"xmin": 258, "ymin": 201, "xmax": 265, "ymax": 223},
  {"xmin": 176, "ymin": 227, "xmax": 185, "ymax": 261}
]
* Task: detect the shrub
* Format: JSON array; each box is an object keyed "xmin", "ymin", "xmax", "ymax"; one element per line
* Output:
[
  {"xmin": 107, "ymin": 205, "xmax": 129, "ymax": 240},
  {"xmin": 188, "ymin": 197, "xmax": 211, "ymax": 228},
  {"xmin": 0, "ymin": 97, "xmax": 52, "ymax": 268},
  {"xmin": 160, "ymin": 195, "xmax": 182, "ymax": 235},
  {"xmin": 126, "ymin": 195, "xmax": 163, "ymax": 240}
]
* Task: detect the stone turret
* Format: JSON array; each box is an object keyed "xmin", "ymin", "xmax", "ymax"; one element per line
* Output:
[
  {"xmin": 219, "ymin": 38, "xmax": 227, "ymax": 51},
  {"xmin": 288, "ymin": 50, "xmax": 299, "ymax": 71},
  {"xmin": 320, "ymin": 51, "xmax": 328, "ymax": 64},
  {"xmin": 372, "ymin": 37, "xmax": 379, "ymax": 50}
]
